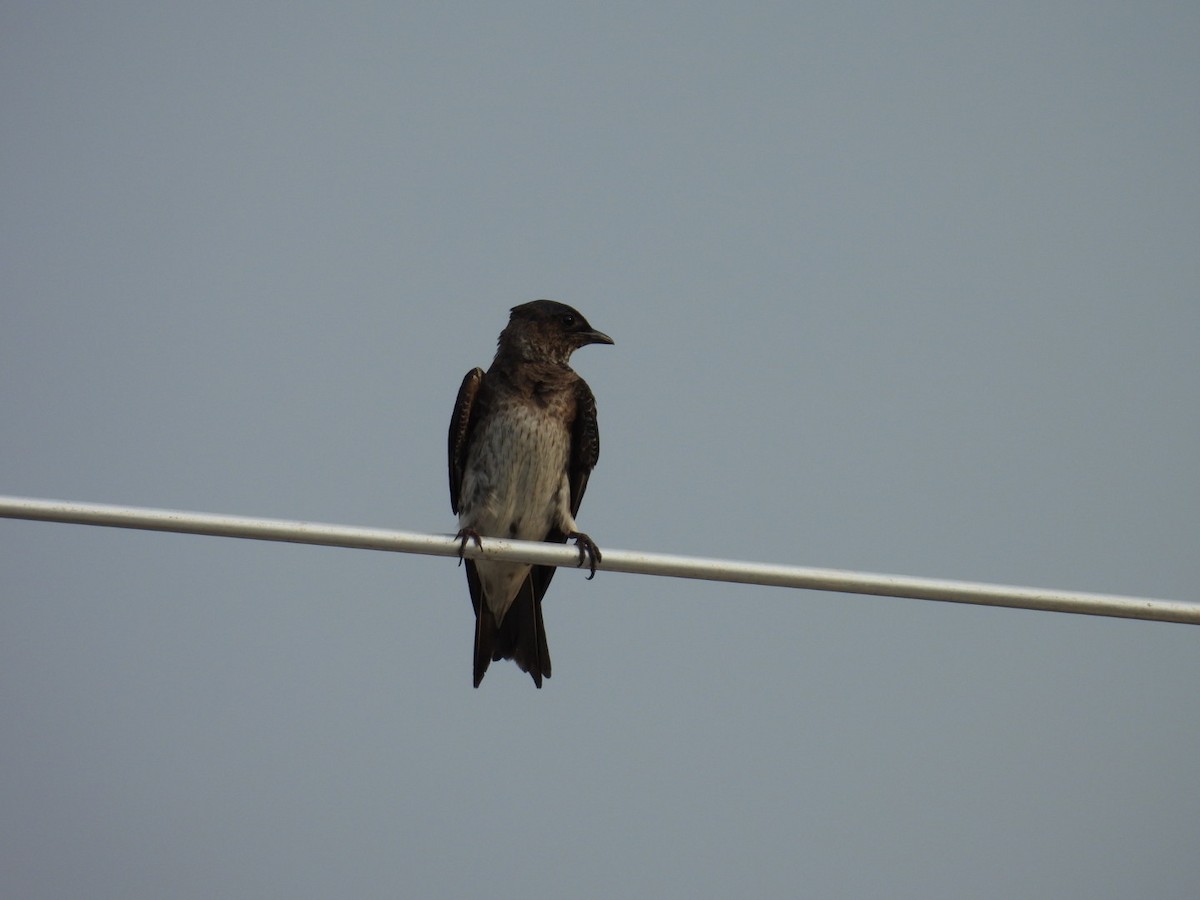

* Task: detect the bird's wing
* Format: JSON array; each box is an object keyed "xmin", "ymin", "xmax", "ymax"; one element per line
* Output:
[
  {"xmin": 567, "ymin": 378, "xmax": 601, "ymax": 517},
  {"xmin": 448, "ymin": 367, "xmax": 484, "ymax": 514}
]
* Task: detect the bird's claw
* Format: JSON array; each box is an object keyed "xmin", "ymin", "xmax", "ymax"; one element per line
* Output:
[
  {"xmin": 568, "ymin": 531, "xmax": 602, "ymax": 579},
  {"xmin": 455, "ymin": 528, "xmax": 482, "ymax": 566}
]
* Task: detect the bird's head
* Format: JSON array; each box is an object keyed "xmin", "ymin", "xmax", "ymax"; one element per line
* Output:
[{"xmin": 498, "ymin": 300, "xmax": 614, "ymax": 366}]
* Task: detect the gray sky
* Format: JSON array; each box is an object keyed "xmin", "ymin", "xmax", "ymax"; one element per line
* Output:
[{"xmin": 3, "ymin": 3, "xmax": 1198, "ymax": 897}]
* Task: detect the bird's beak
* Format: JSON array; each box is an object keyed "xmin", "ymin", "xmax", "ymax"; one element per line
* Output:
[{"xmin": 582, "ymin": 329, "xmax": 614, "ymax": 346}]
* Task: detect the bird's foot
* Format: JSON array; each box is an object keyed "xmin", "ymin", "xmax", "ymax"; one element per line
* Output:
[
  {"xmin": 568, "ymin": 531, "xmax": 602, "ymax": 579},
  {"xmin": 455, "ymin": 528, "xmax": 483, "ymax": 566}
]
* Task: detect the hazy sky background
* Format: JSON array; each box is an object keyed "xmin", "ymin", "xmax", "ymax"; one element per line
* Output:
[{"xmin": 3, "ymin": 3, "xmax": 1198, "ymax": 897}]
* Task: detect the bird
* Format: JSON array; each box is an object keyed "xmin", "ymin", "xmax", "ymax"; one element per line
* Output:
[{"xmin": 448, "ymin": 300, "xmax": 613, "ymax": 688}]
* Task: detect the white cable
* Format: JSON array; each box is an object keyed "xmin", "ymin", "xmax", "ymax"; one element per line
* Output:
[{"xmin": 1, "ymin": 494, "xmax": 1195, "ymax": 625}]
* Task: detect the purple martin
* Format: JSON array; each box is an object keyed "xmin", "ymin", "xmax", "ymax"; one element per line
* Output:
[{"xmin": 449, "ymin": 300, "xmax": 613, "ymax": 688}]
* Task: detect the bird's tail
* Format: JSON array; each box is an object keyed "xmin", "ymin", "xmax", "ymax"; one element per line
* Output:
[
  {"xmin": 496, "ymin": 578, "xmax": 550, "ymax": 688},
  {"xmin": 466, "ymin": 561, "xmax": 550, "ymax": 688},
  {"xmin": 474, "ymin": 602, "xmax": 497, "ymax": 688}
]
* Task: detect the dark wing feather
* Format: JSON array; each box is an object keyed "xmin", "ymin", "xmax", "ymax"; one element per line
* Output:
[
  {"xmin": 448, "ymin": 368, "xmax": 484, "ymax": 514},
  {"xmin": 568, "ymin": 379, "xmax": 601, "ymax": 517}
]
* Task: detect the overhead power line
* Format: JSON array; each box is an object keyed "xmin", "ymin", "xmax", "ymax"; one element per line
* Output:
[{"xmin": 1, "ymin": 494, "xmax": 1195, "ymax": 625}]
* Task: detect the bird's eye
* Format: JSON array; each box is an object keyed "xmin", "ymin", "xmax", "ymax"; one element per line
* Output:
[{"xmin": 561, "ymin": 314, "xmax": 576, "ymax": 328}]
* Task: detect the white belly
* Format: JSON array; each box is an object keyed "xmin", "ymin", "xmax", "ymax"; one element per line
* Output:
[{"xmin": 458, "ymin": 406, "xmax": 574, "ymax": 621}]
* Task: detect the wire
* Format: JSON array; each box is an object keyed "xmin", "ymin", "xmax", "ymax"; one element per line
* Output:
[{"xmin": 1, "ymin": 494, "xmax": 1195, "ymax": 625}]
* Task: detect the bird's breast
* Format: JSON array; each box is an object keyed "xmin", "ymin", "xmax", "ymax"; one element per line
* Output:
[{"xmin": 459, "ymin": 401, "xmax": 572, "ymax": 542}]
